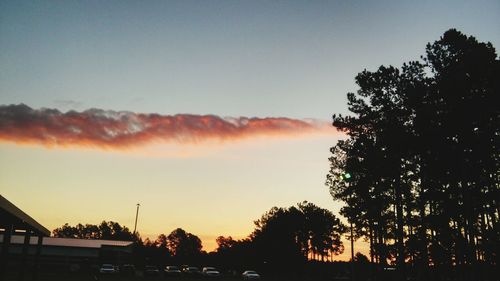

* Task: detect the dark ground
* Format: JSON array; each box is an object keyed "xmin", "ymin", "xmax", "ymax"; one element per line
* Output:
[{"xmin": 4, "ymin": 271, "xmax": 351, "ymax": 281}]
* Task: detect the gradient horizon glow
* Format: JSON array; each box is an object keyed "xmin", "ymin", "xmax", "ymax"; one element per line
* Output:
[{"xmin": 1, "ymin": 0, "xmax": 499, "ymax": 260}]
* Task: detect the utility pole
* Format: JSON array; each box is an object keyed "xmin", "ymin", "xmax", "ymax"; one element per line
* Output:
[{"xmin": 133, "ymin": 203, "xmax": 140, "ymax": 235}]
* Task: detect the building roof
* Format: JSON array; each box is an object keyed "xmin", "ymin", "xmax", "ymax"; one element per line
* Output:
[
  {"xmin": 4, "ymin": 235, "xmax": 133, "ymax": 248},
  {"xmin": 0, "ymin": 195, "xmax": 50, "ymax": 236},
  {"xmin": 41, "ymin": 237, "xmax": 133, "ymax": 248}
]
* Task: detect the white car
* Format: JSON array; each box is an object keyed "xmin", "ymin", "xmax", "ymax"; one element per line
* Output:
[
  {"xmin": 242, "ymin": 270, "xmax": 261, "ymax": 280},
  {"xmin": 202, "ymin": 267, "xmax": 221, "ymax": 277},
  {"xmin": 164, "ymin": 265, "xmax": 182, "ymax": 276},
  {"xmin": 99, "ymin": 264, "xmax": 116, "ymax": 274},
  {"xmin": 183, "ymin": 266, "xmax": 201, "ymax": 275}
]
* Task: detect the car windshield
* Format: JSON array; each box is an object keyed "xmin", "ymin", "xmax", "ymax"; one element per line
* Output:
[
  {"xmin": 102, "ymin": 265, "xmax": 113, "ymax": 269},
  {"xmin": 168, "ymin": 266, "xmax": 179, "ymax": 270},
  {"xmin": 245, "ymin": 271, "xmax": 257, "ymax": 274}
]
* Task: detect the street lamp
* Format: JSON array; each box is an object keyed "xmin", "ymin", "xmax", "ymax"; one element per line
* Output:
[{"xmin": 133, "ymin": 203, "xmax": 140, "ymax": 235}]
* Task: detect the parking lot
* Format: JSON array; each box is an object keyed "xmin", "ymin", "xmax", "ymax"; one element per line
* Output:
[
  {"xmin": 26, "ymin": 270, "xmax": 347, "ymax": 281},
  {"xmin": 96, "ymin": 276, "xmax": 245, "ymax": 281}
]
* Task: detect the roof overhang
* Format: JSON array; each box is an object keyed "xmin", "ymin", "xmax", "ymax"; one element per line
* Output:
[{"xmin": 0, "ymin": 195, "xmax": 50, "ymax": 236}]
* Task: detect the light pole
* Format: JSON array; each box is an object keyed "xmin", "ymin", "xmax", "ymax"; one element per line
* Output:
[{"xmin": 133, "ymin": 203, "xmax": 140, "ymax": 235}]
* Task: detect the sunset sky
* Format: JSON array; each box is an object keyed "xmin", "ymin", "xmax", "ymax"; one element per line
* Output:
[{"xmin": 1, "ymin": 0, "xmax": 499, "ymax": 259}]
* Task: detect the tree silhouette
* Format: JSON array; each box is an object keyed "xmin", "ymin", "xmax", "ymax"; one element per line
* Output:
[
  {"xmin": 52, "ymin": 221, "xmax": 138, "ymax": 241},
  {"xmin": 137, "ymin": 236, "xmax": 171, "ymax": 265},
  {"xmin": 216, "ymin": 235, "xmax": 237, "ymax": 251},
  {"xmin": 298, "ymin": 201, "xmax": 346, "ymax": 260},
  {"xmin": 326, "ymin": 29, "xmax": 499, "ymax": 281},
  {"xmin": 52, "ymin": 223, "xmax": 78, "ymax": 238},
  {"xmin": 166, "ymin": 228, "xmax": 202, "ymax": 260},
  {"xmin": 155, "ymin": 233, "xmax": 168, "ymax": 249},
  {"xmin": 252, "ymin": 202, "xmax": 345, "ymax": 263},
  {"xmin": 212, "ymin": 202, "xmax": 346, "ymax": 277}
]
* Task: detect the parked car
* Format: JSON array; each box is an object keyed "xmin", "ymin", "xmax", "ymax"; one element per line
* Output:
[
  {"xmin": 202, "ymin": 267, "xmax": 221, "ymax": 277},
  {"xmin": 144, "ymin": 265, "xmax": 160, "ymax": 276},
  {"xmin": 242, "ymin": 270, "xmax": 260, "ymax": 280},
  {"xmin": 99, "ymin": 264, "xmax": 116, "ymax": 274},
  {"xmin": 183, "ymin": 266, "xmax": 201, "ymax": 275},
  {"xmin": 164, "ymin": 265, "xmax": 182, "ymax": 276}
]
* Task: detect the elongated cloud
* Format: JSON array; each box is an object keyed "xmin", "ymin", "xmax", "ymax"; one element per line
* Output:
[{"xmin": 0, "ymin": 104, "xmax": 334, "ymax": 149}]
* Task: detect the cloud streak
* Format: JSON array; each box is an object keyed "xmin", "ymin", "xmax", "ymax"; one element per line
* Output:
[{"xmin": 0, "ymin": 104, "xmax": 335, "ymax": 149}]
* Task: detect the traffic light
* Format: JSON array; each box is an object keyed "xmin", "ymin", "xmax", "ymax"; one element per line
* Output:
[{"xmin": 341, "ymin": 172, "xmax": 352, "ymax": 181}]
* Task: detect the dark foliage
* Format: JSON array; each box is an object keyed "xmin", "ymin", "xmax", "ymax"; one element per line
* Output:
[
  {"xmin": 212, "ymin": 202, "xmax": 346, "ymax": 278},
  {"xmin": 166, "ymin": 228, "xmax": 203, "ymax": 260},
  {"xmin": 326, "ymin": 29, "xmax": 499, "ymax": 281},
  {"xmin": 51, "ymin": 202, "xmax": 344, "ymax": 279},
  {"xmin": 52, "ymin": 221, "xmax": 139, "ymax": 242}
]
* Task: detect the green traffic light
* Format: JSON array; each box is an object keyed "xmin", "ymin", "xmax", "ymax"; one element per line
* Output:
[{"xmin": 343, "ymin": 173, "xmax": 352, "ymax": 180}]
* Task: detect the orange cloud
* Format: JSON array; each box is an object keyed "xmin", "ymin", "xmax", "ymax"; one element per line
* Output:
[{"xmin": 0, "ymin": 104, "xmax": 336, "ymax": 149}]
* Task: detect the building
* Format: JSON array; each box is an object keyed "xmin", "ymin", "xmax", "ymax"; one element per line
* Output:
[{"xmin": 0, "ymin": 195, "xmax": 133, "ymax": 280}]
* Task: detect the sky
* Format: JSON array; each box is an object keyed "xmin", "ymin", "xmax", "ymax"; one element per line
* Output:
[{"xmin": 1, "ymin": 0, "xmax": 499, "ymax": 258}]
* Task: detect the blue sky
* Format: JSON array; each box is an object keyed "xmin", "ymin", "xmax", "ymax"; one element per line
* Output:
[
  {"xmin": 2, "ymin": 0, "xmax": 498, "ymax": 118},
  {"xmin": 1, "ymin": 0, "xmax": 499, "ymax": 256}
]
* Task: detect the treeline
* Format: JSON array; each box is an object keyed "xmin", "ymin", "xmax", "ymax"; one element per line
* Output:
[
  {"xmin": 52, "ymin": 221, "xmax": 137, "ymax": 241},
  {"xmin": 53, "ymin": 201, "xmax": 346, "ymax": 275},
  {"xmin": 216, "ymin": 201, "xmax": 346, "ymax": 268},
  {"xmin": 326, "ymin": 29, "xmax": 499, "ymax": 281}
]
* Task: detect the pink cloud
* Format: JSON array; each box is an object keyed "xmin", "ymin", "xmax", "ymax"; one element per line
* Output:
[{"xmin": 0, "ymin": 104, "xmax": 337, "ymax": 149}]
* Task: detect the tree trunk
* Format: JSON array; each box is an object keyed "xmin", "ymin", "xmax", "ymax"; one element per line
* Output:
[
  {"xmin": 369, "ymin": 225, "xmax": 374, "ymax": 263},
  {"xmin": 417, "ymin": 182, "xmax": 429, "ymax": 281},
  {"xmin": 395, "ymin": 178, "xmax": 406, "ymax": 280}
]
